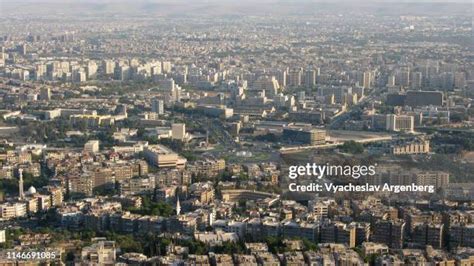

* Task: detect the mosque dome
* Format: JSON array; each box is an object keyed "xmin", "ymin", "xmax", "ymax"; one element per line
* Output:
[{"xmin": 27, "ymin": 186, "xmax": 37, "ymax": 195}]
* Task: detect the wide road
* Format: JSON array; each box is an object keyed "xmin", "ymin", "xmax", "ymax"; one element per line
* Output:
[{"xmin": 328, "ymin": 91, "xmax": 377, "ymax": 130}]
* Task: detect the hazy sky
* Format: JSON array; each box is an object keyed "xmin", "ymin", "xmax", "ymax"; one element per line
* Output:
[
  {"xmin": 1, "ymin": 0, "xmax": 471, "ymax": 17},
  {"xmin": 2, "ymin": 0, "xmax": 472, "ymax": 2}
]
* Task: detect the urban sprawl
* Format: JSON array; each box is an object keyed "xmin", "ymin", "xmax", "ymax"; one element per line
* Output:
[{"xmin": 0, "ymin": 1, "xmax": 473, "ymax": 265}]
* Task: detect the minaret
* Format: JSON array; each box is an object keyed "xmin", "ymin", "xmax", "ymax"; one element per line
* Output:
[
  {"xmin": 18, "ymin": 169, "xmax": 24, "ymax": 200},
  {"xmin": 176, "ymin": 197, "xmax": 181, "ymax": 215}
]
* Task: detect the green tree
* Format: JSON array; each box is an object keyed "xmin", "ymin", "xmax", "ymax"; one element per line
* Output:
[{"xmin": 340, "ymin": 141, "xmax": 364, "ymax": 154}]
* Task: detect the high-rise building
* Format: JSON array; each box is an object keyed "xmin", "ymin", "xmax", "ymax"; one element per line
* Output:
[
  {"xmin": 253, "ymin": 76, "xmax": 278, "ymax": 97},
  {"xmin": 372, "ymin": 220, "xmax": 405, "ymax": 249},
  {"xmin": 151, "ymin": 98, "xmax": 164, "ymax": 115},
  {"xmin": 354, "ymin": 222, "xmax": 371, "ymax": 246},
  {"xmin": 412, "ymin": 223, "xmax": 444, "ymax": 249},
  {"xmin": 282, "ymin": 128, "xmax": 326, "ymax": 145},
  {"xmin": 0, "ymin": 229, "xmax": 5, "ymax": 243},
  {"xmin": 297, "ymin": 91, "xmax": 305, "ymax": 101},
  {"xmin": 276, "ymin": 69, "xmax": 287, "ymax": 88},
  {"xmin": 129, "ymin": 58, "xmax": 139, "ymax": 68},
  {"xmin": 67, "ymin": 175, "xmax": 93, "ymax": 196},
  {"xmin": 336, "ymin": 223, "xmax": 356, "ymax": 248},
  {"xmin": 363, "ymin": 71, "xmax": 372, "ymax": 89},
  {"xmin": 405, "ymin": 91, "xmax": 443, "ymax": 107},
  {"xmin": 288, "ymin": 68, "xmax": 302, "ymax": 87},
  {"xmin": 46, "ymin": 186, "xmax": 63, "ymax": 207},
  {"xmin": 304, "ymin": 69, "xmax": 316, "ymax": 88},
  {"xmin": 415, "ymin": 171, "xmax": 449, "ymax": 189},
  {"xmin": 18, "ymin": 44, "xmax": 27, "ymax": 55},
  {"xmin": 114, "ymin": 65, "xmax": 130, "ymax": 81},
  {"xmin": 73, "ymin": 70, "xmax": 87, "ymax": 83},
  {"xmin": 152, "ymin": 62, "xmax": 162, "ymax": 76},
  {"xmin": 230, "ymin": 122, "xmax": 241, "ymax": 136},
  {"xmin": 454, "ymin": 72, "xmax": 466, "ymax": 88},
  {"xmin": 0, "ymin": 46, "xmax": 4, "ymax": 60},
  {"xmin": 387, "ymin": 75, "xmax": 396, "ymax": 87},
  {"xmin": 440, "ymin": 72, "xmax": 455, "ymax": 90},
  {"xmin": 35, "ymin": 64, "xmax": 47, "ymax": 80},
  {"xmin": 160, "ymin": 78, "xmax": 175, "ymax": 91},
  {"xmin": 119, "ymin": 176, "xmax": 155, "ymax": 196},
  {"xmin": 386, "ymin": 114, "xmax": 415, "ymax": 132},
  {"xmin": 170, "ymin": 86, "xmax": 181, "ymax": 102},
  {"xmin": 162, "ymin": 61, "xmax": 172, "ymax": 73},
  {"xmin": 86, "ymin": 61, "xmax": 98, "ymax": 79},
  {"xmin": 40, "ymin": 87, "xmax": 51, "ymax": 101},
  {"xmin": 449, "ymin": 223, "xmax": 474, "ymax": 248},
  {"xmin": 172, "ymin": 123, "xmax": 186, "ymax": 141},
  {"xmin": 93, "ymin": 168, "xmax": 114, "ymax": 189},
  {"xmin": 397, "ymin": 70, "xmax": 410, "ymax": 87},
  {"xmin": 103, "ymin": 60, "xmax": 115, "ymax": 75},
  {"xmin": 320, "ymin": 222, "xmax": 356, "ymax": 248},
  {"xmin": 410, "ymin": 72, "xmax": 422, "ymax": 89},
  {"xmin": 353, "ymin": 87, "xmax": 365, "ymax": 99},
  {"xmin": 0, "ymin": 202, "xmax": 27, "ymax": 219},
  {"xmin": 426, "ymin": 223, "xmax": 444, "ymax": 249}
]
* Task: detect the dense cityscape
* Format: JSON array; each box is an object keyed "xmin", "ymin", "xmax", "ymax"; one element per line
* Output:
[{"xmin": 0, "ymin": 0, "xmax": 473, "ymax": 265}]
